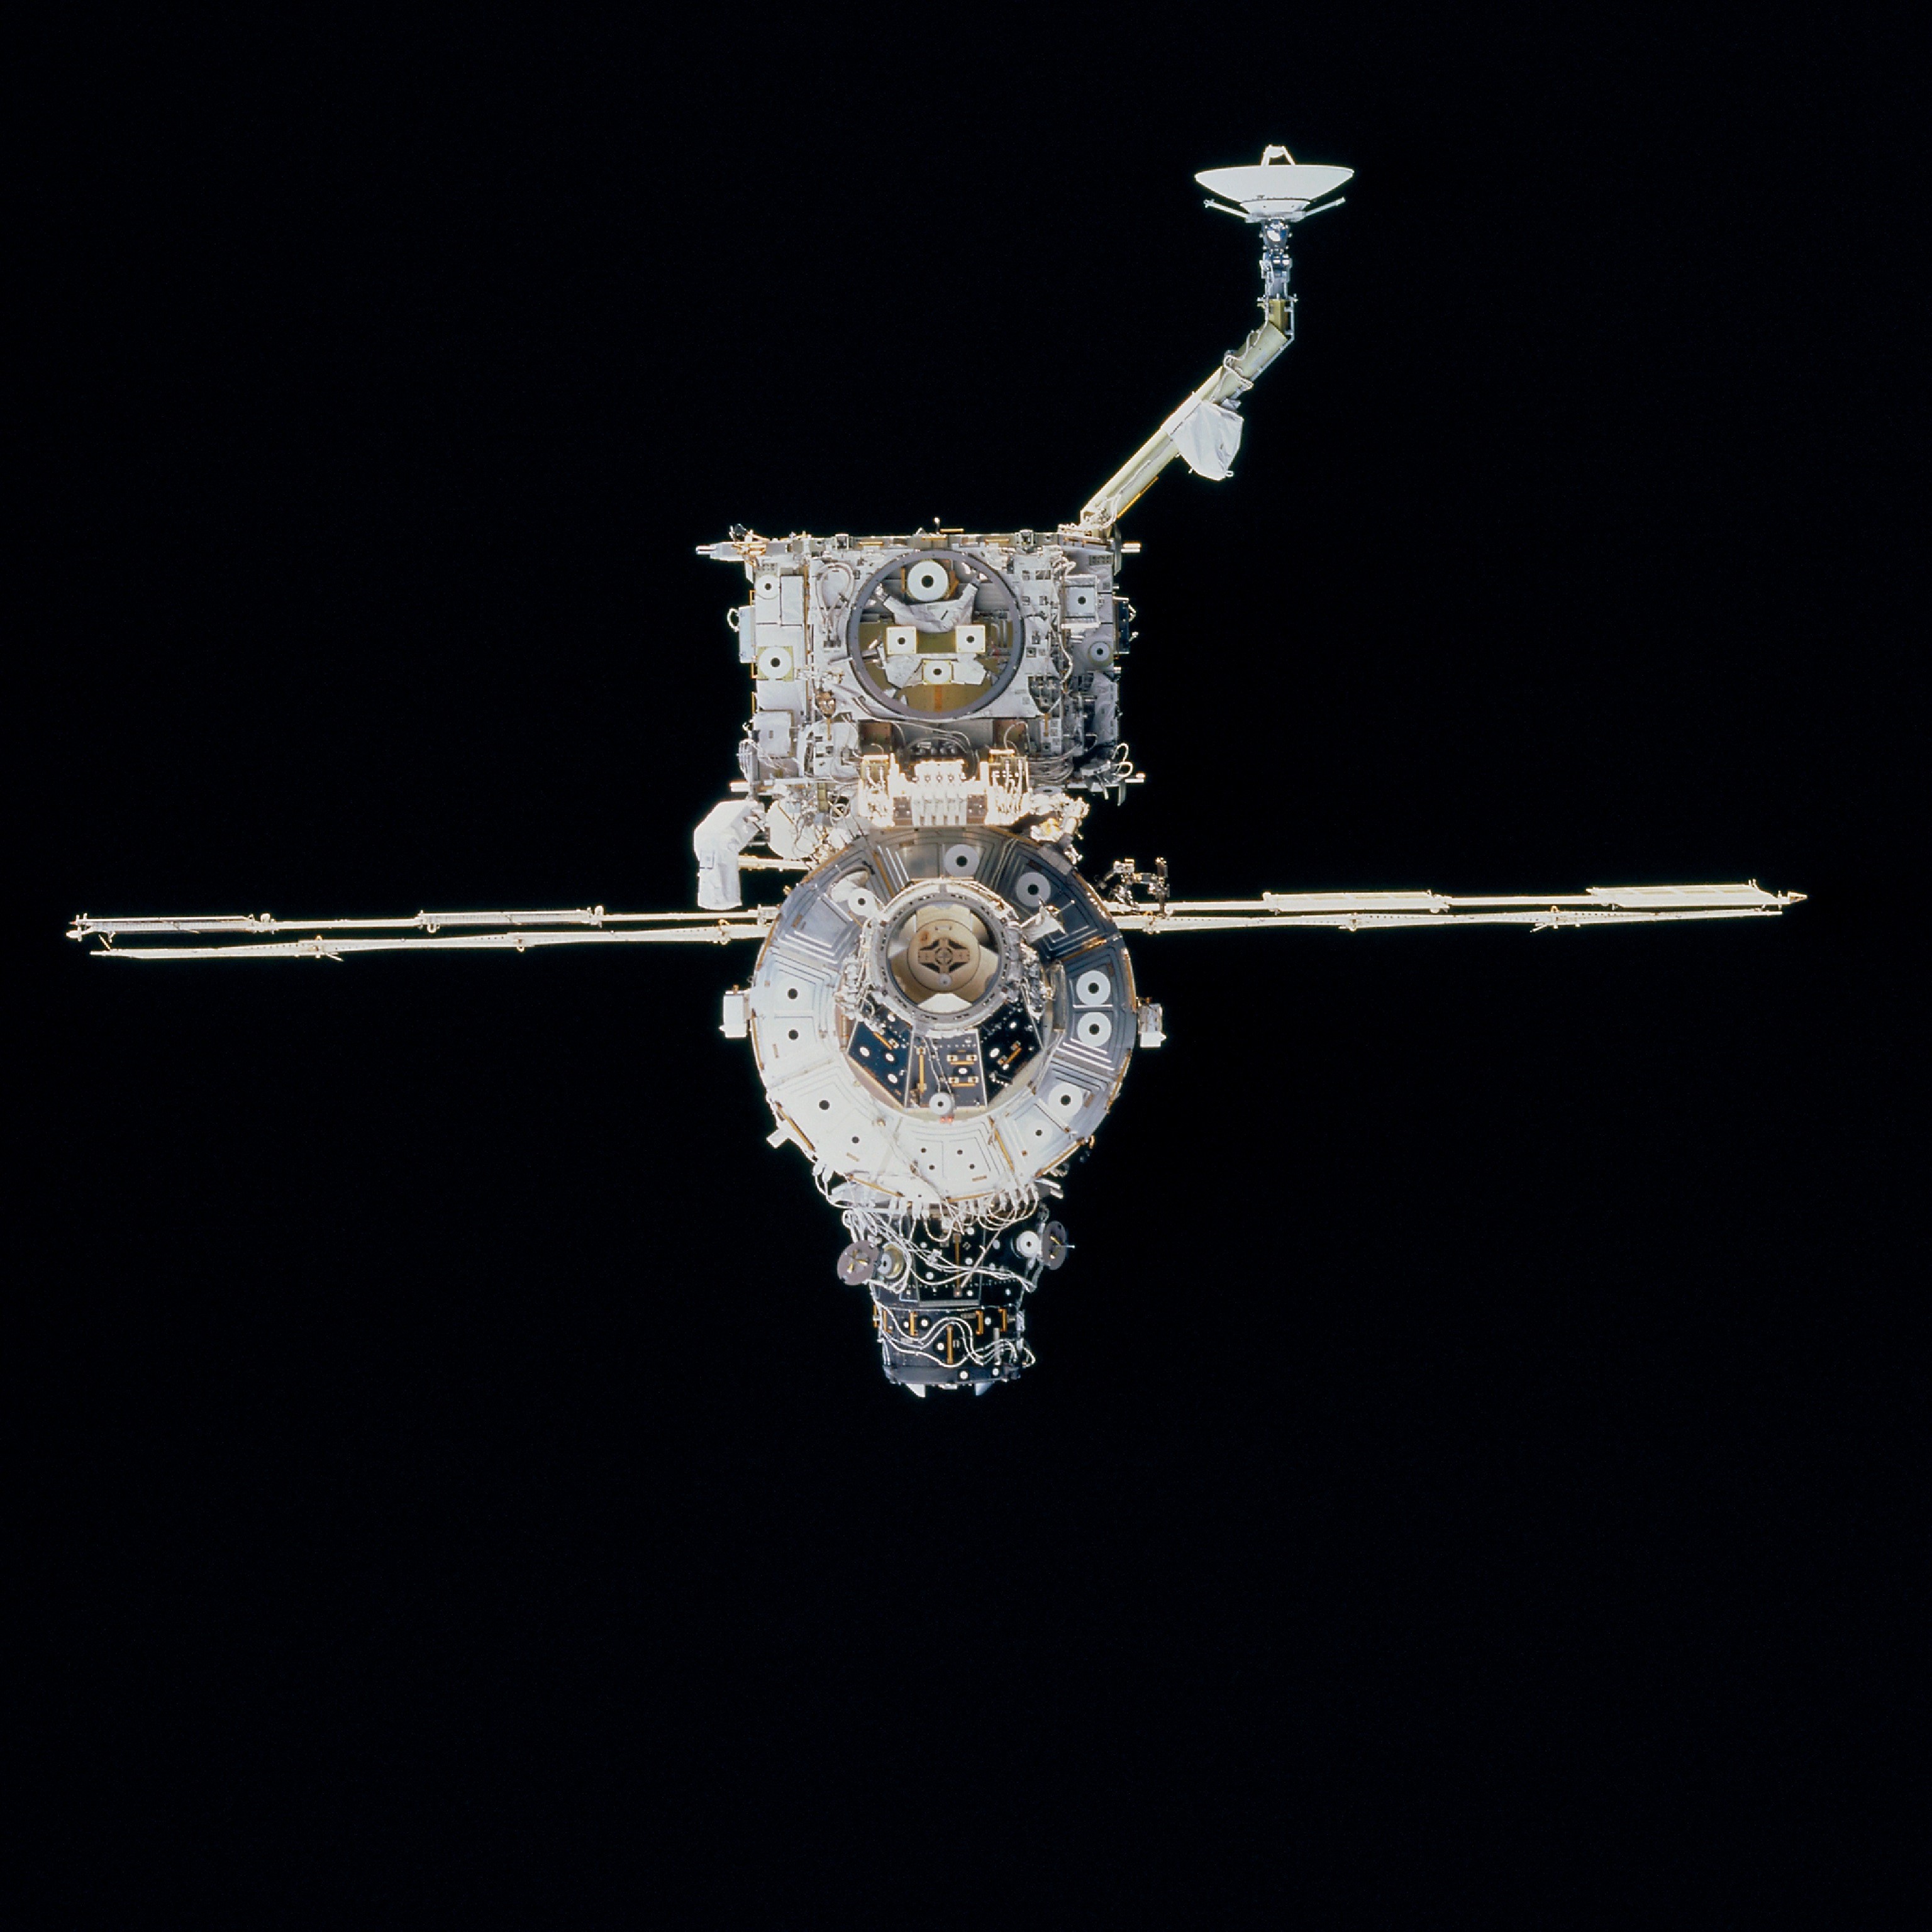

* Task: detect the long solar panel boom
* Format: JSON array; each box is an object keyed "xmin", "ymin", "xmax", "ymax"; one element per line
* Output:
[
  {"xmin": 66, "ymin": 906, "xmax": 776, "ymax": 960},
  {"xmin": 1111, "ymin": 884, "xmax": 1806, "ymax": 935}
]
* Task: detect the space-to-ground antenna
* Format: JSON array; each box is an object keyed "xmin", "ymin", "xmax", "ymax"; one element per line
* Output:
[
  {"xmin": 1196, "ymin": 145, "xmax": 1353, "ymax": 223},
  {"xmin": 1077, "ymin": 147, "xmax": 1354, "ymax": 532}
]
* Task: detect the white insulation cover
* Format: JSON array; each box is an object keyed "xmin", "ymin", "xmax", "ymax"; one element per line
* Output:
[{"xmin": 1162, "ymin": 396, "xmax": 1244, "ymax": 480}]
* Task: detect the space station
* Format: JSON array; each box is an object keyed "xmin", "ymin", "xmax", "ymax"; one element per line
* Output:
[{"xmin": 69, "ymin": 149, "xmax": 1803, "ymax": 1395}]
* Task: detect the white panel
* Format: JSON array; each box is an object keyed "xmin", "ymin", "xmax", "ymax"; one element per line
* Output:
[
  {"xmin": 748, "ymin": 967, "xmax": 829, "ymax": 1021},
  {"xmin": 944, "ymin": 1136, "xmax": 998, "ymax": 1196},
  {"xmin": 831, "ymin": 1113, "xmax": 896, "ymax": 1179},
  {"xmin": 1005, "ymin": 1101, "xmax": 1072, "ymax": 1171},
  {"xmin": 762, "ymin": 1008, "xmax": 836, "ymax": 1074},
  {"xmin": 767, "ymin": 1063, "xmax": 868, "ymax": 1160},
  {"xmin": 901, "ymin": 1129, "xmax": 955, "ymax": 1195}
]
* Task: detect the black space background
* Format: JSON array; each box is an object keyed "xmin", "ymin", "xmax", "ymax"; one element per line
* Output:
[{"xmin": 24, "ymin": 8, "xmax": 1918, "ymax": 1925}]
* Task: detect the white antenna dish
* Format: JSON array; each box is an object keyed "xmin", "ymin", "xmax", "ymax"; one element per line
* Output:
[{"xmin": 1196, "ymin": 145, "xmax": 1353, "ymax": 221}]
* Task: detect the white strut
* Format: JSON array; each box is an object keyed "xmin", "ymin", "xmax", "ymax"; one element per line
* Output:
[
  {"xmin": 67, "ymin": 905, "xmax": 777, "ymax": 960},
  {"xmin": 1111, "ymin": 884, "xmax": 1806, "ymax": 935}
]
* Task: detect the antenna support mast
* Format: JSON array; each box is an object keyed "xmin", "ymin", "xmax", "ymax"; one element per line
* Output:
[{"xmin": 1077, "ymin": 148, "xmax": 1352, "ymax": 534}]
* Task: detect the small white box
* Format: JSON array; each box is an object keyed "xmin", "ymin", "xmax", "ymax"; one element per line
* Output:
[{"xmin": 885, "ymin": 626, "xmax": 918, "ymax": 657}]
